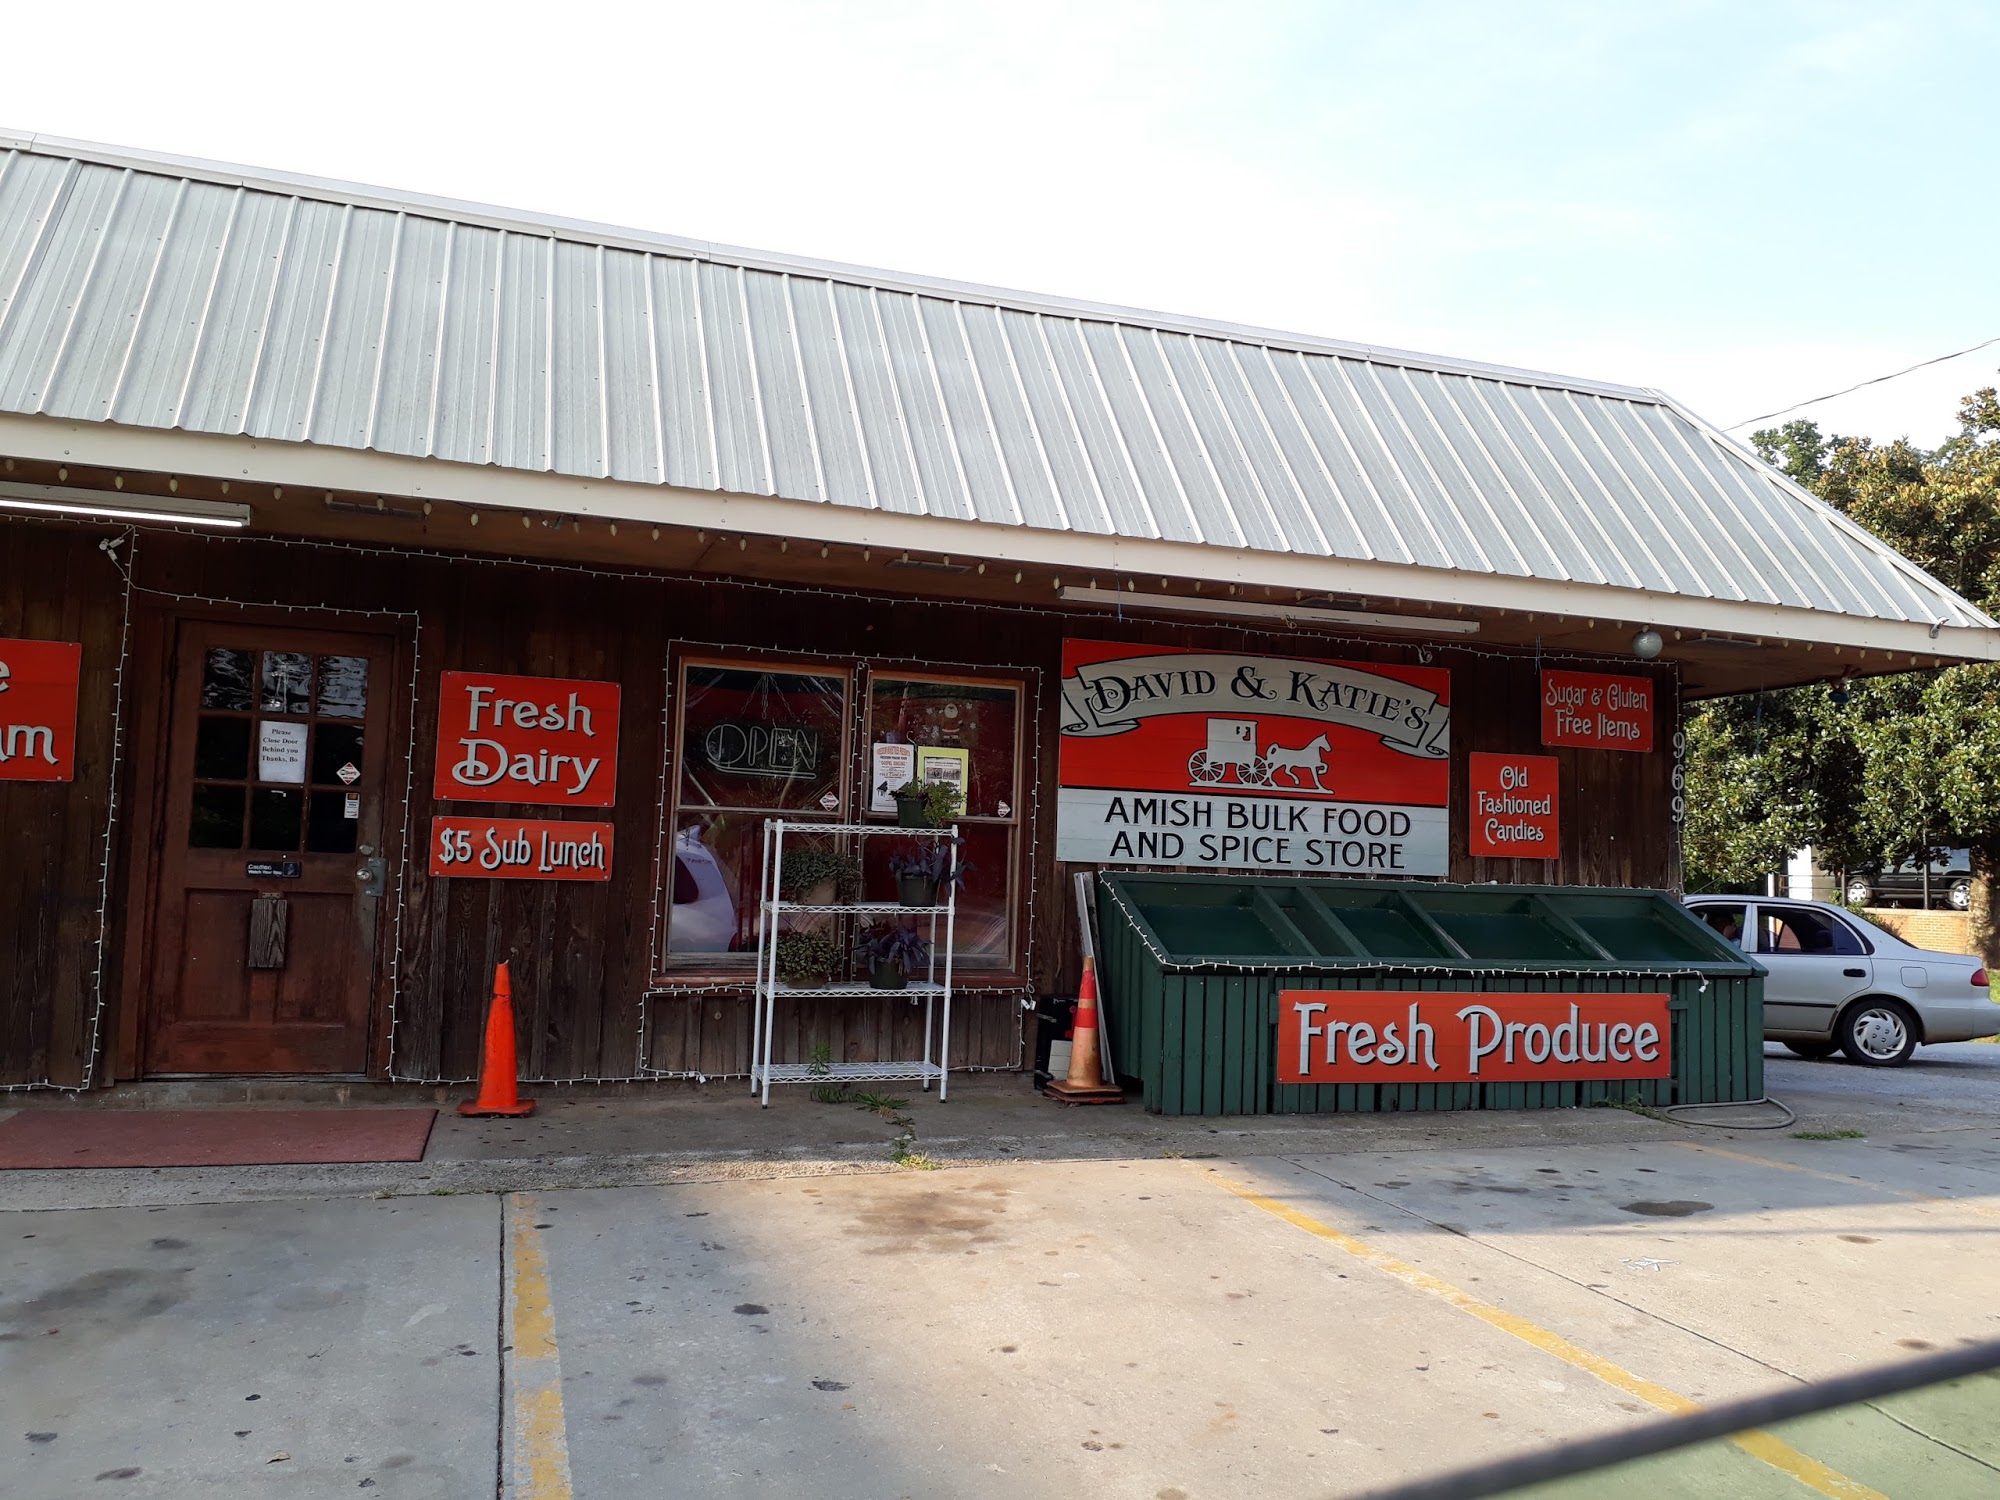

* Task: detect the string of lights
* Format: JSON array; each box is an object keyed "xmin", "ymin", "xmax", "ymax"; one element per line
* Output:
[{"xmin": 6, "ymin": 511, "xmax": 1686, "ymax": 1091}]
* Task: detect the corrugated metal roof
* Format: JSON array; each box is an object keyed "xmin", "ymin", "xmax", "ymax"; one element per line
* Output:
[{"xmin": 0, "ymin": 132, "xmax": 1988, "ymax": 631}]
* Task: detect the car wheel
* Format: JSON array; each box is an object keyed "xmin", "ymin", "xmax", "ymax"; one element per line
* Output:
[
  {"xmin": 1837, "ymin": 1000, "xmax": 1920, "ymax": 1067},
  {"xmin": 1949, "ymin": 879, "xmax": 1973, "ymax": 911},
  {"xmin": 1844, "ymin": 878, "xmax": 1873, "ymax": 905},
  {"xmin": 1784, "ymin": 1040, "xmax": 1840, "ymax": 1060}
]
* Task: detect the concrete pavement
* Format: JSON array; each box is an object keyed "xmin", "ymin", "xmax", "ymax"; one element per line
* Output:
[{"xmin": 7, "ymin": 1060, "xmax": 2000, "ymax": 1497}]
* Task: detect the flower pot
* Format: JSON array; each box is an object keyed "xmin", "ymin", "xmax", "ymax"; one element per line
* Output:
[
  {"xmin": 795, "ymin": 878, "xmax": 836, "ymax": 908},
  {"xmin": 869, "ymin": 959, "xmax": 909, "ymax": 991},
  {"xmin": 897, "ymin": 873, "xmax": 938, "ymax": 908},
  {"xmin": 893, "ymin": 792, "xmax": 929, "ymax": 828}
]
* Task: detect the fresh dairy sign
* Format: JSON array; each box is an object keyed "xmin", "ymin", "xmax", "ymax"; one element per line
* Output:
[
  {"xmin": 433, "ymin": 671, "xmax": 620, "ymax": 807},
  {"xmin": 1056, "ymin": 641, "xmax": 1451, "ymax": 876},
  {"xmin": 0, "ymin": 638, "xmax": 81, "ymax": 783}
]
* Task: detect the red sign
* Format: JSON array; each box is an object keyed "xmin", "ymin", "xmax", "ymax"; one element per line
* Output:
[
  {"xmin": 430, "ymin": 817, "xmax": 614, "ymax": 880},
  {"xmin": 0, "ymin": 638, "xmax": 82, "ymax": 783},
  {"xmin": 1278, "ymin": 990, "xmax": 1671, "ymax": 1086},
  {"xmin": 1541, "ymin": 670, "xmax": 1653, "ymax": 752},
  {"xmin": 1468, "ymin": 753, "xmax": 1560, "ymax": 858},
  {"xmin": 433, "ymin": 671, "xmax": 619, "ymax": 806},
  {"xmin": 1057, "ymin": 640, "xmax": 1451, "ymax": 876}
]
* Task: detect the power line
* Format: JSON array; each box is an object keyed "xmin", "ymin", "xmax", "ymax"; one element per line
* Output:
[{"xmin": 1726, "ymin": 334, "xmax": 2000, "ymax": 430}]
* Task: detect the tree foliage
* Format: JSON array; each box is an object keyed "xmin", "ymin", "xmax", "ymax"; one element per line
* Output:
[{"xmin": 1686, "ymin": 383, "xmax": 2000, "ymax": 899}]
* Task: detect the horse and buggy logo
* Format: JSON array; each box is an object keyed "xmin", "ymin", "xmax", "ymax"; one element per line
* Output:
[{"xmin": 1187, "ymin": 718, "xmax": 1334, "ymax": 793}]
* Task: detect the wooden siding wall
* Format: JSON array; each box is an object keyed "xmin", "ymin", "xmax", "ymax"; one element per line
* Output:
[
  {"xmin": 0, "ymin": 522, "xmax": 127, "ymax": 1086},
  {"xmin": 4, "ymin": 519, "xmax": 1682, "ymax": 1086}
]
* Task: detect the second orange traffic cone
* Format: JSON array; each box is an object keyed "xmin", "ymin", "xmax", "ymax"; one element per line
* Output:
[
  {"xmin": 1044, "ymin": 956, "xmax": 1123, "ymax": 1105},
  {"xmin": 458, "ymin": 961, "xmax": 536, "ymax": 1117}
]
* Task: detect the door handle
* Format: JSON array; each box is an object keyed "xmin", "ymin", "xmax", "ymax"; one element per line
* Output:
[
  {"xmin": 355, "ymin": 855, "xmax": 387, "ymax": 897},
  {"xmin": 1843, "ymin": 967, "xmax": 1865, "ymax": 978}
]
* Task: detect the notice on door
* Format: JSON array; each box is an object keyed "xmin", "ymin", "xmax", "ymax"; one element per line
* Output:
[
  {"xmin": 1278, "ymin": 990, "xmax": 1671, "ymax": 1086},
  {"xmin": 1468, "ymin": 753, "xmax": 1559, "ymax": 858},
  {"xmin": 434, "ymin": 671, "xmax": 620, "ymax": 806},
  {"xmin": 1056, "ymin": 640, "xmax": 1451, "ymax": 876},
  {"xmin": 0, "ymin": 637, "xmax": 82, "ymax": 782},
  {"xmin": 257, "ymin": 720, "xmax": 309, "ymax": 783},
  {"xmin": 430, "ymin": 816, "xmax": 614, "ymax": 881}
]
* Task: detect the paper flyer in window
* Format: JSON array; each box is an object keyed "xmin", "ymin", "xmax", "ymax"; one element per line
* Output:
[
  {"xmin": 869, "ymin": 742, "xmax": 916, "ymax": 813},
  {"xmin": 257, "ymin": 720, "xmax": 309, "ymax": 784},
  {"xmin": 914, "ymin": 746, "xmax": 970, "ymax": 808}
]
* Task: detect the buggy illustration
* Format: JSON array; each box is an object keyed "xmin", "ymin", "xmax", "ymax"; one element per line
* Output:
[{"xmin": 1187, "ymin": 718, "xmax": 1333, "ymax": 792}]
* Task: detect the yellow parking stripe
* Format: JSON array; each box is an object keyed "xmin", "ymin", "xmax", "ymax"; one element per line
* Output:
[
  {"xmin": 1202, "ymin": 1168, "xmax": 1884, "ymax": 1500},
  {"xmin": 506, "ymin": 1193, "xmax": 574, "ymax": 1500}
]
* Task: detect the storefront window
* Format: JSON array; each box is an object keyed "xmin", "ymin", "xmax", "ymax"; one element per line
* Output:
[
  {"xmin": 864, "ymin": 674, "xmax": 1024, "ymax": 968},
  {"xmin": 666, "ymin": 663, "xmax": 850, "ymax": 964}
]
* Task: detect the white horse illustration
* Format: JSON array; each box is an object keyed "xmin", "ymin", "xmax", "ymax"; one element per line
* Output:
[{"xmin": 1263, "ymin": 733, "xmax": 1332, "ymax": 792}]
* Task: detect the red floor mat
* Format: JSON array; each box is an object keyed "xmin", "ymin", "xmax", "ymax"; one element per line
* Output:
[{"xmin": 0, "ymin": 1107, "xmax": 436, "ymax": 1168}]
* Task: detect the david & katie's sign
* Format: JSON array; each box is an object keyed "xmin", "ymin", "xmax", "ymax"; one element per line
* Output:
[
  {"xmin": 1468, "ymin": 752, "xmax": 1559, "ymax": 858},
  {"xmin": 1056, "ymin": 641, "xmax": 1451, "ymax": 877},
  {"xmin": 0, "ymin": 638, "xmax": 82, "ymax": 783},
  {"xmin": 433, "ymin": 671, "xmax": 620, "ymax": 806},
  {"xmin": 1541, "ymin": 670, "xmax": 1653, "ymax": 752},
  {"xmin": 1278, "ymin": 991, "xmax": 1671, "ymax": 1086}
]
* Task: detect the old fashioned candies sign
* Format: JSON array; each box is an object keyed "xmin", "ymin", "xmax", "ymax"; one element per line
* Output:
[
  {"xmin": 1468, "ymin": 753, "xmax": 1559, "ymax": 857},
  {"xmin": 1278, "ymin": 991, "xmax": 1671, "ymax": 1085},
  {"xmin": 433, "ymin": 671, "xmax": 620, "ymax": 807},
  {"xmin": 1057, "ymin": 640, "xmax": 1450, "ymax": 876},
  {"xmin": 1541, "ymin": 670, "xmax": 1653, "ymax": 751},
  {"xmin": 0, "ymin": 638, "xmax": 82, "ymax": 782},
  {"xmin": 430, "ymin": 817, "xmax": 614, "ymax": 880}
]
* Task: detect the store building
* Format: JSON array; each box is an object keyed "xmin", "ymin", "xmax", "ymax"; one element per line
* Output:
[{"xmin": 3, "ymin": 131, "xmax": 1995, "ymax": 1092}]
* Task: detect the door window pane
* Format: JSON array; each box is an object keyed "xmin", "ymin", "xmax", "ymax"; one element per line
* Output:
[
  {"xmin": 316, "ymin": 655, "xmax": 369, "ymax": 718},
  {"xmin": 249, "ymin": 787, "xmax": 304, "ymax": 851},
  {"xmin": 260, "ymin": 652, "xmax": 313, "ymax": 714},
  {"xmin": 200, "ymin": 648, "xmax": 254, "ymax": 711},
  {"xmin": 1694, "ymin": 904, "xmax": 1746, "ymax": 948},
  {"xmin": 189, "ymin": 784, "xmax": 246, "ymax": 848},
  {"xmin": 256, "ymin": 719, "xmax": 310, "ymax": 784},
  {"xmin": 307, "ymin": 790, "xmax": 360, "ymax": 853},
  {"xmin": 1758, "ymin": 908, "xmax": 1861, "ymax": 955},
  {"xmin": 193, "ymin": 716, "xmax": 252, "ymax": 780},
  {"xmin": 312, "ymin": 723, "xmax": 366, "ymax": 786}
]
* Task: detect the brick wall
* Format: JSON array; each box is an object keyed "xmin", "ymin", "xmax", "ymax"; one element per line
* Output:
[{"xmin": 1862, "ymin": 908, "xmax": 1976, "ymax": 956}]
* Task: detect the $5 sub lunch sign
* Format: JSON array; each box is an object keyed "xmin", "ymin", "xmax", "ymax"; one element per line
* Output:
[{"xmin": 431, "ymin": 670, "xmax": 621, "ymax": 881}]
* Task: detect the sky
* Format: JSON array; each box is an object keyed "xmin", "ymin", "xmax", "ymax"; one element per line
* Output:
[{"xmin": 6, "ymin": 0, "xmax": 1997, "ymax": 448}]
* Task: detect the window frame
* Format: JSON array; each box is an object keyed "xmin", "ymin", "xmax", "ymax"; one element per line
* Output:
[
  {"xmin": 859, "ymin": 663, "xmax": 1033, "ymax": 980},
  {"xmin": 649, "ymin": 644, "xmax": 1039, "ymax": 991}
]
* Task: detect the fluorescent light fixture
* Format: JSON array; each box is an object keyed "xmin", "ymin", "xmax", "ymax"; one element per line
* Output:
[
  {"xmin": 0, "ymin": 479, "xmax": 250, "ymax": 528},
  {"xmin": 1058, "ymin": 585, "xmax": 1480, "ymax": 635}
]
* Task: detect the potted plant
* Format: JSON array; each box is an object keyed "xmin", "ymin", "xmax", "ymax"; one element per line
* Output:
[
  {"xmin": 778, "ymin": 843, "xmax": 860, "ymax": 906},
  {"xmin": 887, "ymin": 836, "xmax": 969, "ymax": 908},
  {"xmin": 892, "ymin": 778, "xmax": 962, "ymax": 828},
  {"xmin": 774, "ymin": 925, "xmax": 844, "ymax": 987},
  {"xmin": 857, "ymin": 923, "xmax": 931, "ymax": 990}
]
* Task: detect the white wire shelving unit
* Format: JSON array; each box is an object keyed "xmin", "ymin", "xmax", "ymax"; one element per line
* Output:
[{"xmin": 750, "ymin": 819, "xmax": 959, "ymax": 1106}]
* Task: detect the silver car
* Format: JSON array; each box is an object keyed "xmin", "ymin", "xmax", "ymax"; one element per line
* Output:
[{"xmin": 1685, "ymin": 897, "xmax": 1998, "ymax": 1066}]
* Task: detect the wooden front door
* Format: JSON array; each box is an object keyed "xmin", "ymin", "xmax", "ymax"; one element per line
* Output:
[{"xmin": 146, "ymin": 622, "xmax": 399, "ymax": 1074}]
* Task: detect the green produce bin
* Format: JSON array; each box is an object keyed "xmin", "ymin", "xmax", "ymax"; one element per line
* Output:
[{"xmin": 1095, "ymin": 873, "xmax": 1762, "ymax": 1116}]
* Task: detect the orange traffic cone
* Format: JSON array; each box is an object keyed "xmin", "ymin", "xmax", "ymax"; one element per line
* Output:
[
  {"xmin": 458, "ymin": 961, "xmax": 536, "ymax": 1117},
  {"xmin": 1044, "ymin": 956, "xmax": 1123, "ymax": 1105}
]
